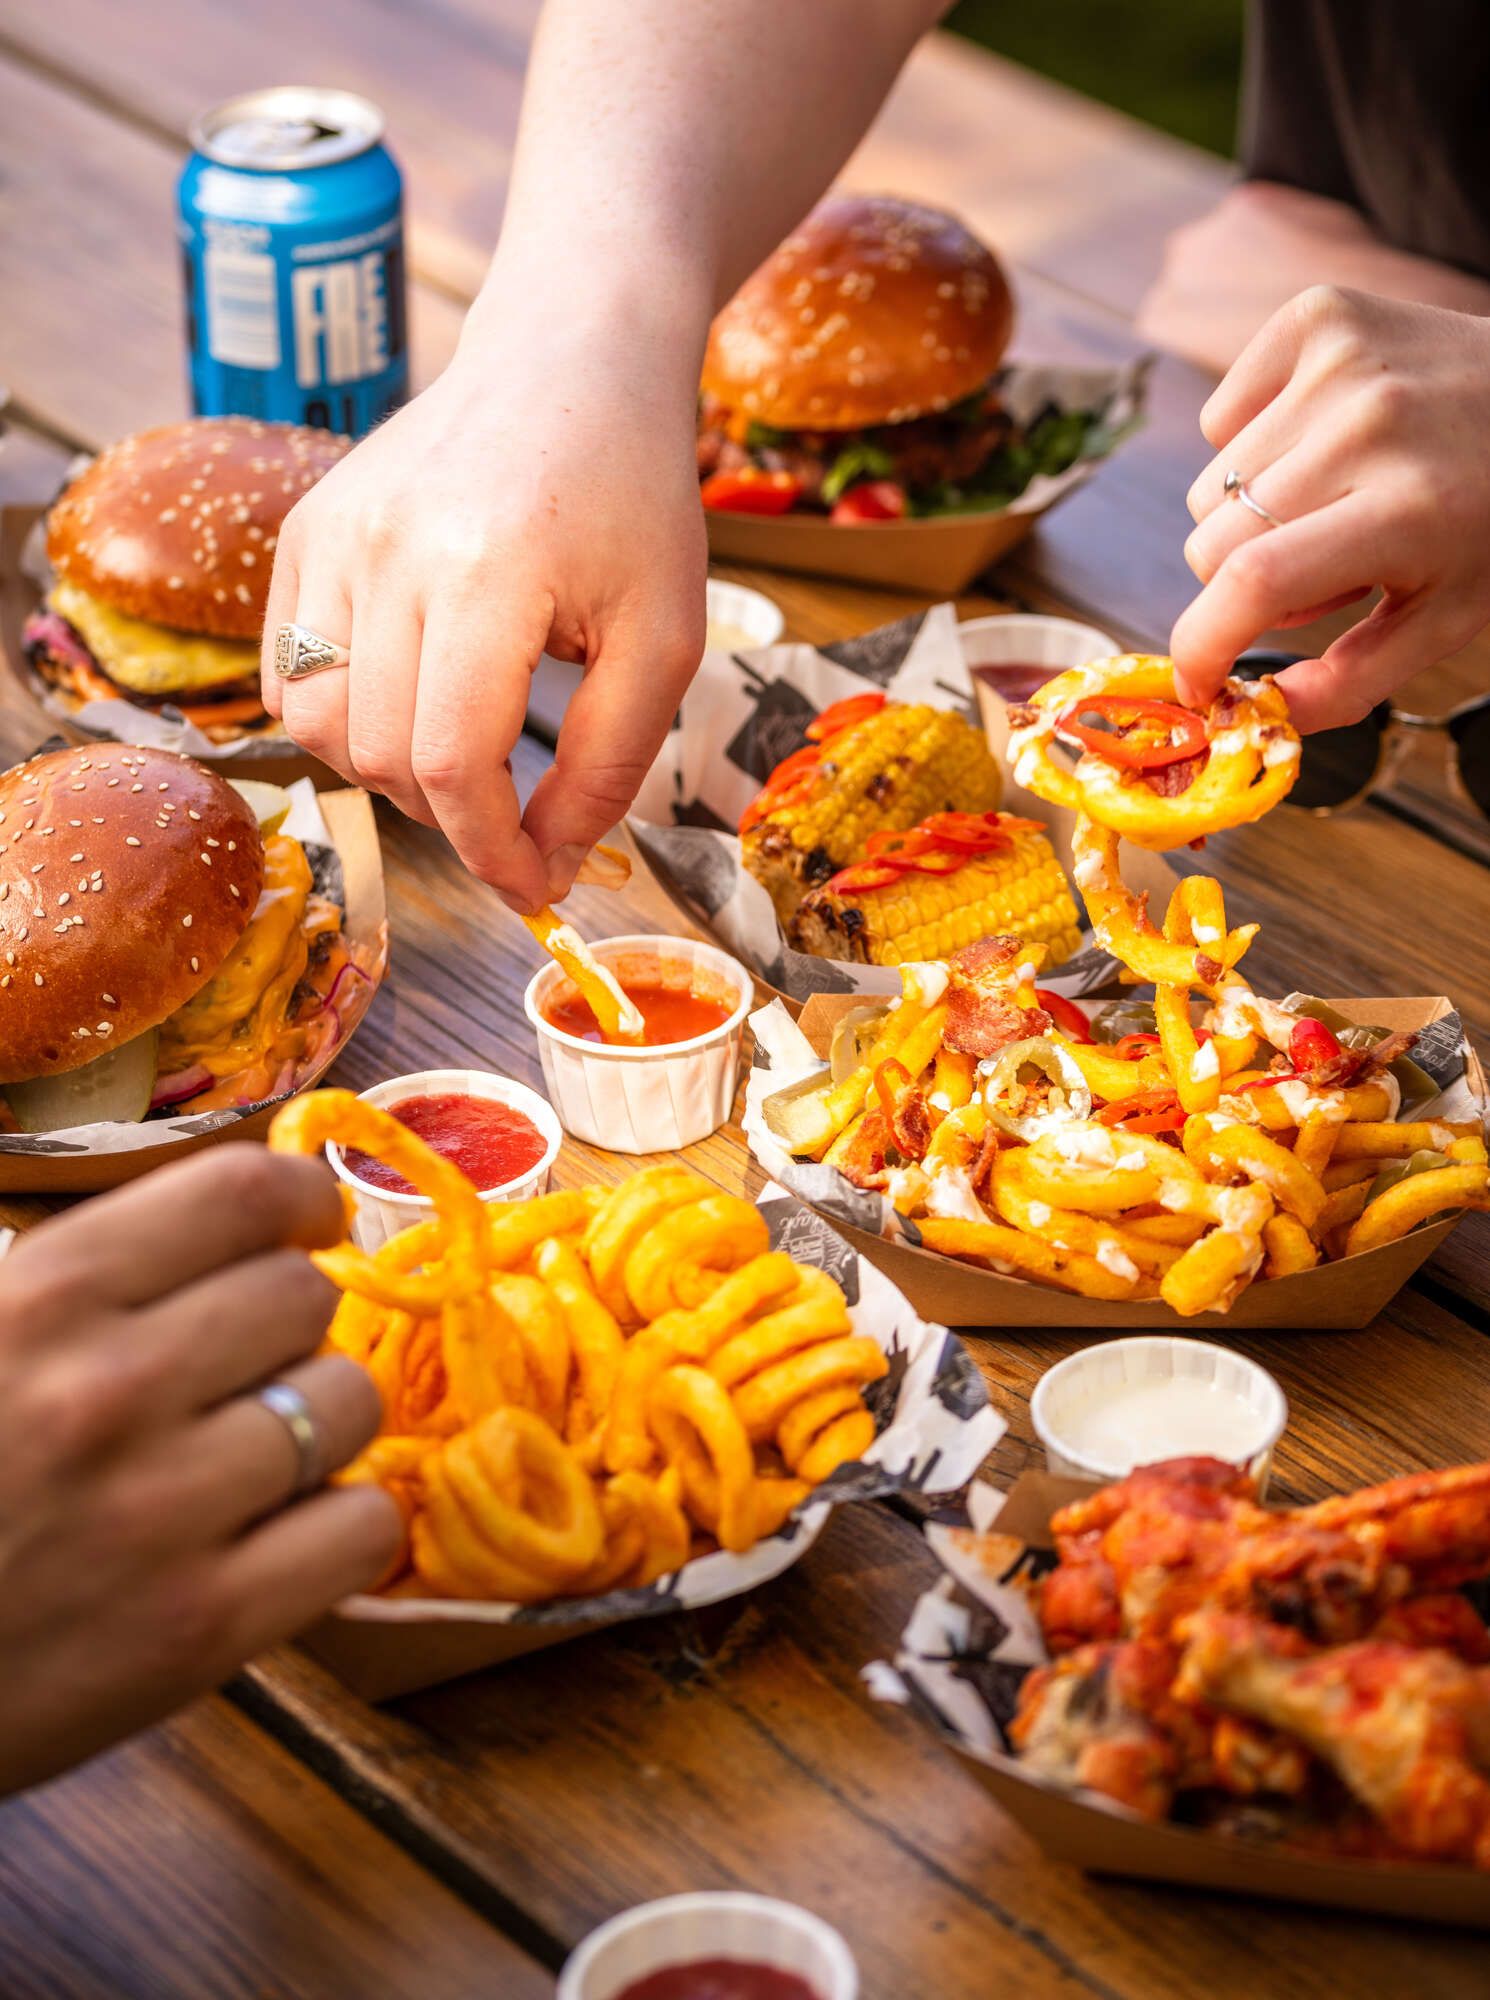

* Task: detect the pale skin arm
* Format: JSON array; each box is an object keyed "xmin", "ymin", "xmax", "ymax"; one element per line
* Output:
[
  {"xmin": 1137, "ymin": 180, "xmax": 1490, "ymax": 379},
  {"xmin": 263, "ymin": 0, "xmax": 947, "ymax": 910}
]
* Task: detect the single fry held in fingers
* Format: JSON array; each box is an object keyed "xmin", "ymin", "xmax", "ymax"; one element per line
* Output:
[{"xmin": 523, "ymin": 907, "xmax": 645, "ymax": 1045}]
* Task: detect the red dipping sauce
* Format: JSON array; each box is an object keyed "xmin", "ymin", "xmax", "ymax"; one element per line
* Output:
[
  {"xmin": 971, "ymin": 661, "xmax": 1058, "ymax": 702},
  {"xmin": 614, "ymin": 1962, "xmax": 822, "ymax": 2000},
  {"xmin": 342, "ymin": 1092, "xmax": 548, "ymax": 1195},
  {"xmin": 544, "ymin": 981, "xmax": 735, "ymax": 1047}
]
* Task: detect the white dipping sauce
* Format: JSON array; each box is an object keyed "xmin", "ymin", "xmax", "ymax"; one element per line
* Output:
[
  {"xmin": 705, "ymin": 619, "xmax": 762, "ymax": 653},
  {"xmin": 1057, "ymin": 1374, "xmax": 1267, "ymax": 1470}
]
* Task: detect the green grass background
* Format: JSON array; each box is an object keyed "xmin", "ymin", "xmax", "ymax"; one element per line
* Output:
[{"xmin": 946, "ymin": 0, "xmax": 1244, "ymax": 156}]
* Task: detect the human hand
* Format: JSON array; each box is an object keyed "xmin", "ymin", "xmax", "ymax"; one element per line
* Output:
[
  {"xmin": 1173, "ymin": 286, "xmax": 1490, "ymax": 732},
  {"xmin": 0, "ymin": 1146, "xmax": 399, "ymax": 1795},
  {"xmin": 261, "ymin": 291, "xmax": 707, "ymax": 912}
]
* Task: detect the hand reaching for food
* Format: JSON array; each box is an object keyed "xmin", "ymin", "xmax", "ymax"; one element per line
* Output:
[
  {"xmin": 260, "ymin": 313, "xmax": 708, "ymax": 913},
  {"xmin": 0, "ymin": 1146, "xmax": 399, "ymax": 1796},
  {"xmin": 1172, "ymin": 286, "xmax": 1490, "ymax": 733}
]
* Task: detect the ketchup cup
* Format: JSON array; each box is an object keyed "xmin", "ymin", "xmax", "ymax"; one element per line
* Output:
[
  {"xmin": 328, "ymin": 1068, "xmax": 563, "ymax": 1252},
  {"xmin": 559, "ymin": 1892, "xmax": 858, "ymax": 2000}
]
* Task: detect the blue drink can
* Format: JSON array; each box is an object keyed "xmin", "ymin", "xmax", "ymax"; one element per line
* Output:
[{"xmin": 179, "ymin": 87, "xmax": 408, "ymax": 437}]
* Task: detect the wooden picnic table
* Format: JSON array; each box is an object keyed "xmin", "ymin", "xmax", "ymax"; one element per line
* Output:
[{"xmin": 1, "ymin": 9, "xmax": 1488, "ymax": 1996}]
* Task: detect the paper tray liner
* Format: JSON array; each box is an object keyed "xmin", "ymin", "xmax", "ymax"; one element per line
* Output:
[
  {"xmin": 0, "ymin": 785, "xmax": 387, "ymax": 1194},
  {"xmin": 918, "ymin": 1471, "xmax": 1490, "ymax": 1926},
  {"xmin": 782, "ymin": 993, "xmax": 1482, "ymax": 1332}
]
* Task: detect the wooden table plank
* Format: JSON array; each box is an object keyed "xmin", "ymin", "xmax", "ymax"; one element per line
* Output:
[{"xmin": 0, "ymin": 1697, "xmax": 553, "ymax": 2000}]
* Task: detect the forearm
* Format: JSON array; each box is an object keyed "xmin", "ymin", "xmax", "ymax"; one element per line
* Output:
[{"xmin": 464, "ymin": 0, "xmax": 945, "ymax": 365}]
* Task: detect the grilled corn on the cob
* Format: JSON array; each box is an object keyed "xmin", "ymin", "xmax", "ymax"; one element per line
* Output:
[
  {"xmin": 790, "ymin": 819, "xmax": 1081, "ymax": 967},
  {"xmin": 741, "ymin": 701, "xmax": 1001, "ymax": 924}
]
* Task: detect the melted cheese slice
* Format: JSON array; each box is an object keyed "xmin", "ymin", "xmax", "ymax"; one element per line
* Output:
[
  {"xmin": 50, "ymin": 580, "xmax": 259, "ymax": 696},
  {"xmin": 159, "ymin": 834, "xmax": 311, "ymax": 1077}
]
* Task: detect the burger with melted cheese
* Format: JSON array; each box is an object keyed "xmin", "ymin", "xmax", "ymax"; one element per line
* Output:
[
  {"xmin": 698, "ymin": 194, "xmax": 1100, "ymax": 522},
  {"xmin": 23, "ymin": 418, "xmax": 349, "ymax": 745},
  {"xmin": 0, "ymin": 744, "xmax": 359, "ymax": 1132}
]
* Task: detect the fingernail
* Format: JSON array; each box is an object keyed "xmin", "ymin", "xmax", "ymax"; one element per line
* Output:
[{"xmin": 545, "ymin": 844, "xmax": 587, "ymax": 902}]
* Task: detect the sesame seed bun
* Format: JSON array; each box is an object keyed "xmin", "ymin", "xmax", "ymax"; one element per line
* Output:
[
  {"xmin": 0, "ymin": 745, "xmax": 263, "ymax": 1082},
  {"xmin": 701, "ymin": 194, "xmax": 1014, "ymax": 432},
  {"xmin": 45, "ymin": 419, "xmax": 350, "ymax": 641}
]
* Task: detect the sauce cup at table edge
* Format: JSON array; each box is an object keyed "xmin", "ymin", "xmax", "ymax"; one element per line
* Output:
[
  {"xmin": 558, "ymin": 1891, "xmax": 858, "ymax": 2000},
  {"xmin": 326, "ymin": 1068, "xmax": 563, "ymax": 1253}
]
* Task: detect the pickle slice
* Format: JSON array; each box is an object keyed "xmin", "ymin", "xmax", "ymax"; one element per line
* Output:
[
  {"xmin": 5, "ymin": 1029, "xmax": 159, "ymax": 1132},
  {"xmin": 1365, "ymin": 1149, "xmax": 1449, "ymax": 1207},
  {"xmin": 228, "ymin": 778, "xmax": 293, "ymax": 836}
]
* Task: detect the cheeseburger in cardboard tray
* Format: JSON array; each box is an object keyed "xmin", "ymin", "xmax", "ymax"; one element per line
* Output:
[
  {"xmin": 0, "ymin": 742, "xmax": 385, "ymax": 1191},
  {"xmin": 16, "ymin": 417, "xmax": 347, "ymax": 769}
]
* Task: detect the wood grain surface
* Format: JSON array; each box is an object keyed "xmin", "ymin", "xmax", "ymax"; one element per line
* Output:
[
  {"xmin": 0, "ymin": 1698, "xmax": 553, "ymax": 2000},
  {"xmin": 1, "ymin": 6, "xmax": 1488, "ymax": 1994}
]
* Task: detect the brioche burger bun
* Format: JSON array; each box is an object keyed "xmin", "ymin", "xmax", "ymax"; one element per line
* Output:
[
  {"xmin": 698, "ymin": 194, "xmax": 1023, "ymax": 516},
  {"xmin": 0, "ymin": 744, "xmax": 353, "ymax": 1132},
  {"xmin": 22, "ymin": 418, "xmax": 349, "ymax": 746}
]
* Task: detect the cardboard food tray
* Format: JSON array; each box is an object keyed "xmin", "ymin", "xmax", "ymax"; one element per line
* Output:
[
  {"xmin": 295, "ymin": 1184, "xmax": 1004, "ymax": 1701},
  {"xmin": 0, "ymin": 784, "xmax": 387, "ymax": 1194},
  {"xmin": 701, "ymin": 357, "xmax": 1149, "ymax": 595},
  {"xmin": 892, "ymin": 1472, "xmax": 1490, "ymax": 1925},
  {"xmin": 763, "ymin": 991, "xmax": 1481, "ymax": 1332},
  {"xmin": 1, "ymin": 502, "xmax": 340, "ymax": 786},
  {"xmin": 705, "ymin": 503, "xmax": 1036, "ymax": 597}
]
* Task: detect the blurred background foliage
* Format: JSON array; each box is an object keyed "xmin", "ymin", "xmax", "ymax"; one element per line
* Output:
[{"xmin": 946, "ymin": 0, "xmax": 1243, "ymax": 156}]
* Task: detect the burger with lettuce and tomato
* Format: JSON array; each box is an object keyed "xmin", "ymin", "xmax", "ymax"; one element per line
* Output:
[{"xmin": 697, "ymin": 193, "xmax": 1099, "ymax": 523}]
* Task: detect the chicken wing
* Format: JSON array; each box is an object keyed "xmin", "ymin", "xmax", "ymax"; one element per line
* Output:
[{"xmin": 1176, "ymin": 1612, "xmax": 1490, "ymax": 1868}]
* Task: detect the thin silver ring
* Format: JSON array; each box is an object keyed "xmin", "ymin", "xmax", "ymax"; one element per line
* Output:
[
  {"xmin": 273, "ymin": 622, "xmax": 351, "ymax": 681},
  {"xmin": 1223, "ymin": 468, "xmax": 1285, "ymax": 530},
  {"xmin": 257, "ymin": 1380, "xmax": 325, "ymax": 1495}
]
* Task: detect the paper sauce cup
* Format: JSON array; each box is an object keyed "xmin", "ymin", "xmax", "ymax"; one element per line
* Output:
[
  {"xmin": 327, "ymin": 1068, "xmax": 562, "ymax": 1252},
  {"xmin": 957, "ymin": 610, "xmax": 1119, "ymax": 696},
  {"xmin": 525, "ymin": 935, "xmax": 752, "ymax": 1154},
  {"xmin": 1030, "ymin": 1336, "xmax": 1288, "ymax": 1493},
  {"xmin": 559, "ymin": 1892, "xmax": 858, "ymax": 2000}
]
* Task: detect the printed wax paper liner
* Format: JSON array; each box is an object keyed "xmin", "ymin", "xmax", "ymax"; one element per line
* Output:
[
  {"xmin": 17, "ymin": 507, "xmax": 301, "ymax": 765},
  {"xmin": 628, "ymin": 600, "xmax": 1119, "ymax": 1006},
  {"xmin": 742, "ymin": 994, "xmax": 1483, "ymax": 1256},
  {"xmin": 958, "ymin": 358, "xmax": 1149, "ymax": 515},
  {"xmin": 870, "ymin": 1482, "xmax": 1053, "ymax": 1758},
  {"xmin": 0, "ymin": 776, "xmax": 384, "ymax": 1159},
  {"xmin": 333, "ymin": 1180, "xmax": 1004, "ymax": 1630}
]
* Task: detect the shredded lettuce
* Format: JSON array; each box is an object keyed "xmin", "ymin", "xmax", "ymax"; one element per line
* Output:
[
  {"xmin": 912, "ymin": 407, "xmax": 1121, "ymax": 517},
  {"xmin": 820, "ymin": 442, "xmax": 897, "ymax": 505}
]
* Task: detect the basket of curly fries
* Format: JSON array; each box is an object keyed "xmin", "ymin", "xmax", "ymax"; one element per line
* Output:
[
  {"xmin": 878, "ymin": 1460, "xmax": 1490, "ymax": 1924},
  {"xmin": 744, "ymin": 653, "xmax": 1488, "ymax": 1331},
  {"xmin": 266, "ymin": 1090, "xmax": 1002, "ymax": 1698}
]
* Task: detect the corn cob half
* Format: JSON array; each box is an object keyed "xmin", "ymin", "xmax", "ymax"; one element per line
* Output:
[
  {"xmin": 741, "ymin": 701, "xmax": 1002, "ymax": 924},
  {"xmin": 789, "ymin": 816, "xmax": 1081, "ymax": 967}
]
